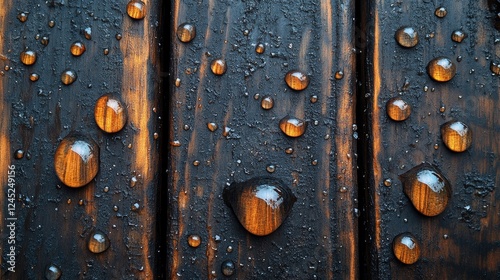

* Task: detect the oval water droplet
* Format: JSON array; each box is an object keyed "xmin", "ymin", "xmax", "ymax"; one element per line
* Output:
[
  {"xmin": 255, "ymin": 43, "xmax": 265, "ymax": 54},
  {"xmin": 440, "ymin": 120, "xmax": 472, "ymax": 152},
  {"xmin": 54, "ymin": 133, "xmax": 99, "ymax": 188},
  {"xmin": 70, "ymin": 41, "xmax": 86, "ymax": 56},
  {"xmin": 61, "ymin": 69, "xmax": 77, "ymax": 85},
  {"xmin": 94, "ymin": 94, "xmax": 127, "ymax": 133},
  {"xmin": 435, "ymin": 7, "xmax": 447, "ymax": 18},
  {"xmin": 400, "ymin": 163, "xmax": 451, "ymax": 216},
  {"xmin": 103, "ymin": 48, "xmax": 109, "ymax": 55},
  {"xmin": 187, "ymin": 234, "xmax": 201, "ymax": 248},
  {"xmin": 451, "ymin": 30, "xmax": 466, "ymax": 43},
  {"xmin": 427, "ymin": 57, "xmax": 456, "ymax": 82},
  {"xmin": 84, "ymin": 27, "xmax": 92, "ymax": 40},
  {"xmin": 176, "ymin": 23, "xmax": 196, "ymax": 43},
  {"xmin": 334, "ymin": 70, "xmax": 344, "ymax": 80},
  {"xmin": 48, "ymin": 20, "xmax": 55, "ymax": 28},
  {"xmin": 386, "ymin": 97, "xmax": 411, "ymax": 121},
  {"xmin": 279, "ymin": 116, "xmax": 307, "ymax": 137},
  {"xmin": 394, "ymin": 26, "xmax": 419, "ymax": 48},
  {"xmin": 393, "ymin": 232, "xmax": 420, "ymax": 264},
  {"xmin": 45, "ymin": 263, "xmax": 62, "ymax": 280},
  {"xmin": 88, "ymin": 230, "xmax": 110, "ymax": 253},
  {"xmin": 115, "ymin": 33, "xmax": 122, "ymax": 40},
  {"xmin": 223, "ymin": 177, "xmax": 297, "ymax": 236},
  {"xmin": 14, "ymin": 149, "xmax": 24, "ymax": 159},
  {"xmin": 221, "ymin": 260, "xmax": 236, "ymax": 276},
  {"xmin": 127, "ymin": 0, "xmax": 146, "ymax": 20},
  {"xmin": 285, "ymin": 147, "xmax": 294, "ymax": 154},
  {"xmin": 261, "ymin": 96, "xmax": 274, "ymax": 110},
  {"xmin": 285, "ymin": 70, "xmax": 309, "ymax": 91},
  {"xmin": 210, "ymin": 59, "xmax": 227, "ymax": 75},
  {"xmin": 266, "ymin": 164, "xmax": 276, "ymax": 173},
  {"xmin": 20, "ymin": 50, "xmax": 37, "ymax": 66}
]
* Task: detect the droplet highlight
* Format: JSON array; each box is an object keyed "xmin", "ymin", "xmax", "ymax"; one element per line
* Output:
[
  {"xmin": 88, "ymin": 230, "xmax": 110, "ymax": 253},
  {"xmin": 441, "ymin": 120, "xmax": 472, "ymax": 152},
  {"xmin": 285, "ymin": 70, "xmax": 309, "ymax": 91},
  {"xmin": 386, "ymin": 97, "xmax": 411, "ymax": 121},
  {"xmin": 279, "ymin": 116, "xmax": 307, "ymax": 138},
  {"xmin": 393, "ymin": 232, "xmax": 421, "ymax": 264},
  {"xmin": 395, "ymin": 26, "xmax": 419, "ymax": 48},
  {"xmin": 177, "ymin": 23, "xmax": 196, "ymax": 43},
  {"xmin": 94, "ymin": 94, "xmax": 127, "ymax": 133},
  {"xmin": 427, "ymin": 57, "xmax": 456, "ymax": 82}
]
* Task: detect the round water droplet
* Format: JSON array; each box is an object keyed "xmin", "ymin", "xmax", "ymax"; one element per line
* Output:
[
  {"xmin": 20, "ymin": 50, "xmax": 37, "ymax": 66},
  {"xmin": 176, "ymin": 23, "xmax": 196, "ymax": 43},
  {"xmin": 490, "ymin": 62, "xmax": 500, "ymax": 75},
  {"xmin": 18, "ymin": 12, "xmax": 28, "ymax": 23},
  {"xmin": 394, "ymin": 26, "xmax": 419, "ymax": 48},
  {"xmin": 29, "ymin": 73, "xmax": 39, "ymax": 82},
  {"xmin": 427, "ymin": 57, "xmax": 456, "ymax": 82},
  {"xmin": 261, "ymin": 96, "xmax": 274, "ymax": 110},
  {"xmin": 279, "ymin": 116, "xmax": 307, "ymax": 137},
  {"xmin": 440, "ymin": 120, "xmax": 472, "ymax": 152},
  {"xmin": 61, "ymin": 69, "xmax": 77, "ymax": 85},
  {"xmin": 88, "ymin": 230, "xmax": 110, "ymax": 253},
  {"xmin": 115, "ymin": 33, "xmax": 122, "ymax": 40},
  {"xmin": 207, "ymin": 122, "xmax": 218, "ymax": 132},
  {"xmin": 48, "ymin": 20, "xmax": 55, "ymax": 28},
  {"xmin": 226, "ymin": 245, "xmax": 233, "ymax": 253},
  {"xmin": 266, "ymin": 164, "xmax": 276, "ymax": 173},
  {"xmin": 211, "ymin": 59, "xmax": 227, "ymax": 75},
  {"xmin": 221, "ymin": 260, "xmax": 235, "ymax": 276},
  {"xmin": 310, "ymin": 95, "xmax": 318, "ymax": 103},
  {"xmin": 439, "ymin": 105, "xmax": 446, "ymax": 113},
  {"xmin": 187, "ymin": 234, "xmax": 201, "ymax": 248},
  {"xmin": 223, "ymin": 177, "xmax": 297, "ymax": 236},
  {"xmin": 94, "ymin": 94, "xmax": 127, "ymax": 133},
  {"xmin": 14, "ymin": 149, "xmax": 24, "ymax": 159},
  {"xmin": 103, "ymin": 48, "xmax": 109, "ymax": 55},
  {"xmin": 45, "ymin": 263, "xmax": 62, "ymax": 280},
  {"xmin": 435, "ymin": 7, "xmax": 447, "ymax": 18},
  {"xmin": 393, "ymin": 232, "xmax": 420, "ymax": 264},
  {"xmin": 285, "ymin": 147, "xmax": 294, "ymax": 154},
  {"xmin": 400, "ymin": 162, "xmax": 451, "ymax": 216},
  {"xmin": 384, "ymin": 178, "xmax": 392, "ymax": 187},
  {"xmin": 41, "ymin": 36, "xmax": 49, "ymax": 46},
  {"xmin": 386, "ymin": 97, "xmax": 411, "ymax": 121},
  {"xmin": 334, "ymin": 71, "xmax": 344, "ymax": 80},
  {"xmin": 255, "ymin": 43, "xmax": 265, "ymax": 54},
  {"xmin": 193, "ymin": 160, "xmax": 200, "ymax": 166},
  {"xmin": 54, "ymin": 133, "xmax": 99, "ymax": 188},
  {"xmin": 451, "ymin": 30, "xmax": 466, "ymax": 43},
  {"xmin": 285, "ymin": 70, "xmax": 309, "ymax": 91},
  {"xmin": 127, "ymin": 0, "xmax": 146, "ymax": 19},
  {"xmin": 70, "ymin": 41, "xmax": 86, "ymax": 56}
]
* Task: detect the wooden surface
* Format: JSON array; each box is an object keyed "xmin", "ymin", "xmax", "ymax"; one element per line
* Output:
[
  {"xmin": 360, "ymin": 0, "xmax": 500, "ymax": 278},
  {"xmin": 168, "ymin": 0, "xmax": 358, "ymax": 278}
]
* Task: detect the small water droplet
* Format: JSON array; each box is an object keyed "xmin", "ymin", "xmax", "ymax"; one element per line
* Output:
[
  {"xmin": 103, "ymin": 186, "xmax": 109, "ymax": 193},
  {"xmin": 311, "ymin": 159, "xmax": 318, "ymax": 166},
  {"xmin": 70, "ymin": 41, "xmax": 86, "ymax": 56},
  {"xmin": 226, "ymin": 245, "xmax": 233, "ymax": 253},
  {"xmin": 335, "ymin": 70, "xmax": 344, "ymax": 80},
  {"xmin": 395, "ymin": 26, "xmax": 419, "ymax": 48},
  {"xmin": 261, "ymin": 96, "xmax": 274, "ymax": 110},
  {"xmin": 17, "ymin": 12, "xmax": 28, "ymax": 23},
  {"xmin": 40, "ymin": 36, "xmax": 49, "ymax": 46},
  {"xmin": 131, "ymin": 202, "xmax": 140, "ymax": 211},
  {"xmin": 48, "ymin": 20, "xmax": 56, "ymax": 28},
  {"xmin": 266, "ymin": 164, "xmax": 276, "ymax": 173},
  {"xmin": 170, "ymin": 140, "xmax": 181, "ymax": 147},
  {"xmin": 490, "ymin": 62, "xmax": 500, "ymax": 75},
  {"xmin": 94, "ymin": 94, "xmax": 127, "ymax": 133},
  {"xmin": 423, "ymin": 85, "xmax": 429, "ymax": 92},
  {"xmin": 441, "ymin": 120, "xmax": 472, "ymax": 152},
  {"xmin": 223, "ymin": 177, "xmax": 297, "ymax": 236},
  {"xmin": 176, "ymin": 23, "xmax": 196, "ymax": 43},
  {"xmin": 14, "ymin": 149, "xmax": 24, "ymax": 159},
  {"xmin": 339, "ymin": 186, "xmax": 348, "ymax": 193},
  {"xmin": 193, "ymin": 160, "xmax": 200, "ymax": 166},
  {"xmin": 279, "ymin": 116, "xmax": 307, "ymax": 137},
  {"xmin": 393, "ymin": 232, "xmax": 420, "ymax": 264},
  {"xmin": 285, "ymin": 147, "xmax": 294, "ymax": 154},
  {"xmin": 187, "ymin": 234, "xmax": 201, "ymax": 248},
  {"xmin": 451, "ymin": 30, "xmax": 466, "ymax": 43},
  {"xmin": 78, "ymin": 199, "xmax": 84, "ymax": 206},
  {"xmin": 221, "ymin": 260, "xmax": 236, "ymax": 276},
  {"xmin": 400, "ymin": 162, "xmax": 451, "ymax": 216},
  {"xmin": 84, "ymin": 27, "xmax": 92, "ymax": 40},
  {"xmin": 253, "ymin": 93, "xmax": 260, "ymax": 100},
  {"xmin": 384, "ymin": 178, "xmax": 392, "ymax": 187},
  {"xmin": 29, "ymin": 73, "xmax": 39, "ymax": 82},
  {"xmin": 153, "ymin": 132, "xmax": 159, "ymax": 139},
  {"xmin": 207, "ymin": 122, "xmax": 218, "ymax": 132},
  {"xmin": 210, "ymin": 59, "xmax": 227, "ymax": 75},
  {"xmin": 386, "ymin": 97, "xmax": 411, "ymax": 121},
  {"xmin": 310, "ymin": 95, "xmax": 318, "ymax": 103},
  {"xmin": 183, "ymin": 124, "xmax": 190, "ymax": 131},
  {"xmin": 175, "ymin": 78, "xmax": 181, "ymax": 87},
  {"xmin": 439, "ymin": 105, "xmax": 446, "ymax": 113},
  {"xmin": 61, "ymin": 69, "xmax": 77, "ymax": 85},
  {"xmin": 427, "ymin": 57, "xmax": 456, "ymax": 82},
  {"xmin": 285, "ymin": 70, "xmax": 309, "ymax": 91},
  {"xmin": 434, "ymin": 143, "xmax": 439, "ymax": 150},
  {"xmin": 435, "ymin": 7, "xmax": 447, "ymax": 18},
  {"xmin": 127, "ymin": 0, "xmax": 146, "ymax": 20},
  {"xmin": 255, "ymin": 43, "xmax": 265, "ymax": 54},
  {"xmin": 113, "ymin": 205, "xmax": 119, "ymax": 212},
  {"xmin": 103, "ymin": 48, "xmax": 109, "ymax": 55},
  {"xmin": 88, "ymin": 230, "xmax": 110, "ymax": 253},
  {"xmin": 443, "ymin": 234, "xmax": 449, "ymax": 239},
  {"xmin": 45, "ymin": 263, "xmax": 62, "ymax": 280},
  {"xmin": 54, "ymin": 133, "xmax": 99, "ymax": 188},
  {"xmin": 115, "ymin": 33, "xmax": 122, "ymax": 40},
  {"xmin": 20, "ymin": 50, "xmax": 37, "ymax": 66}
]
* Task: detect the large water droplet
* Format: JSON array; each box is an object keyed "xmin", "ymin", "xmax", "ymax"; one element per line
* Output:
[
  {"xmin": 279, "ymin": 116, "xmax": 307, "ymax": 137},
  {"xmin": 176, "ymin": 23, "xmax": 196, "ymax": 43},
  {"xmin": 61, "ymin": 69, "xmax": 77, "ymax": 85},
  {"xmin": 187, "ymin": 234, "xmax": 201, "ymax": 248},
  {"xmin": 223, "ymin": 177, "xmax": 296, "ymax": 236},
  {"xmin": 395, "ymin": 26, "xmax": 419, "ymax": 48},
  {"xmin": 54, "ymin": 133, "xmax": 99, "ymax": 188},
  {"xmin": 20, "ymin": 50, "xmax": 37, "ymax": 66},
  {"xmin": 393, "ymin": 232, "xmax": 420, "ymax": 264},
  {"xmin": 441, "ymin": 120, "xmax": 472, "ymax": 152},
  {"xmin": 88, "ymin": 230, "xmax": 110, "ymax": 253},
  {"xmin": 400, "ymin": 163, "xmax": 451, "ymax": 216},
  {"xmin": 221, "ymin": 260, "xmax": 236, "ymax": 276},
  {"xmin": 211, "ymin": 59, "xmax": 227, "ymax": 75},
  {"xmin": 427, "ymin": 57, "xmax": 456, "ymax": 82},
  {"xmin": 45, "ymin": 263, "xmax": 62, "ymax": 280},
  {"xmin": 386, "ymin": 97, "xmax": 411, "ymax": 121},
  {"xmin": 127, "ymin": 0, "xmax": 146, "ymax": 20},
  {"xmin": 70, "ymin": 41, "xmax": 86, "ymax": 56},
  {"xmin": 94, "ymin": 94, "xmax": 127, "ymax": 133},
  {"xmin": 285, "ymin": 70, "xmax": 309, "ymax": 91}
]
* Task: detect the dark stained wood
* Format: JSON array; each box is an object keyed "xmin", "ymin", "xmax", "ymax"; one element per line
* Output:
[
  {"xmin": 360, "ymin": 0, "xmax": 500, "ymax": 278},
  {"xmin": 168, "ymin": 0, "xmax": 358, "ymax": 278}
]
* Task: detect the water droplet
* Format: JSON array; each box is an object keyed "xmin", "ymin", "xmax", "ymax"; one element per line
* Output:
[
  {"xmin": 423, "ymin": 85, "xmax": 429, "ymax": 92},
  {"xmin": 434, "ymin": 143, "xmax": 439, "ymax": 150},
  {"xmin": 221, "ymin": 260, "xmax": 236, "ymax": 276},
  {"xmin": 127, "ymin": 0, "xmax": 146, "ymax": 20},
  {"xmin": 115, "ymin": 33, "xmax": 122, "ymax": 40},
  {"xmin": 113, "ymin": 205, "xmax": 119, "ymax": 212},
  {"xmin": 210, "ymin": 59, "xmax": 227, "ymax": 75},
  {"xmin": 175, "ymin": 78, "xmax": 181, "ymax": 87},
  {"xmin": 103, "ymin": 186, "xmax": 109, "ymax": 192},
  {"xmin": 84, "ymin": 27, "xmax": 92, "ymax": 40},
  {"xmin": 60, "ymin": 69, "xmax": 77, "ymax": 85},
  {"xmin": 131, "ymin": 202, "xmax": 140, "ymax": 211},
  {"xmin": 70, "ymin": 41, "xmax": 86, "ymax": 56},
  {"xmin": 279, "ymin": 116, "xmax": 307, "ymax": 137},
  {"xmin": 266, "ymin": 164, "xmax": 276, "ymax": 173},
  {"xmin": 103, "ymin": 48, "xmax": 109, "ymax": 55},
  {"xmin": 334, "ymin": 71, "xmax": 344, "ymax": 80},
  {"xmin": 14, "ymin": 149, "xmax": 24, "ymax": 159},
  {"xmin": 183, "ymin": 124, "xmax": 190, "ymax": 131},
  {"xmin": 193, "ymin": 160, "xmax": 200, "ymax": 166},
  {"xmin": 310, "ymin": 95, "xmax": 318, "ymax": 103},
  {"xmin": 443, "ymin": 234, "xmax": 449, "ymax": 239},
  {"xmin": 261, "ymin": 96, "xmax": 274, "ymax": 110},
  {"xmin": 427, "ymin": 57, "xmax": 456, "ymax": 82},
  {"xmin": 170, "ymin": 140, "xmax": 181, "ymax": 147},
  {"xmin": 223, "ymin": 177, "xmax": 297, "ymax": 236},
  {"xmin": 386, "ymin": 97, "xmax": 411, "ymax": 121},
  {"xmin": 435, "ymin": 7, "xmax": 447, "ymax": 18},
  {"xmin": 94, "ymin": 94, "xmax": 127, "ymax": 133},
  {"xmin": 45, "ymin": 263, "xmax": 62, "ymax": 280},
  {"xmin": 490, "ymin": 62, "xmax": 500, "ymax": 75},
  {"xmin": 384, "ymin": 178, "xmax": 392, "ymax": 187},
  {"xmin": 88, "ymin": 230, "xmax": 110, "ymax": 253},
  {"xmin": 285, "ymin": 147, "xmax": 294, "ymax": 154},
  {"xmin": 311, "ymin": 159, "xmax": 318, "ymax": 166},
  {"xmin": 441, "ymin": 120, "xmax": 472, "ymax": 152},
  {"xmin": 253, "ymin": 93, "xmax": 260, "ymax": 100},
  {"xmin": 255, "ymin": 43, "xmax": 265, "ymax": 54},
  {"xmin": 207, "ymin": 122, "xmax": 218, "ymax": 132},
  {"xmin": 187, "ymin": 234, "xmax": 201, "ymax": 248},
  {"xmin": 48, "ymin": 20, "xmax": 56, "ymax": 28},
  {"xmin": 54, "ymin": 133, "xmax": 99, "ymax": 188},
  {"xmin": 176, "ymin": 23, "xmax": 196, "ymax": 43},
  {"xmin": 457, "ymin": 55, "xmax": 462, "ymax": 62},
  {"xmin": 17, "ymin": 12, "xmax": 28, "ymax": 23},
  {"xmin": 451, "ymin": 30, "xmax": 466, "ymax": 43},
  {"xmin": 400, "ymin": 162, "xmax": 451, "ymax": 216},
  {"xmin": 20, "ymin": 50, "xmax": 37, "ymax": 66},
  {"xmin": 226, "ymin": 245, "xmax": 233, "ymax": 253},
  {"xmin": 29, "ymin": 73, "xmax": 39, "ymax": 82},
  {"xmin": 395, "ymin": 26, "xmax": 419, "ymax": 48},
  {"xmin": 130, "ymin": 176, "xmax": 138, "ymax": 187},
  {"xmin": 285, "ymin": 70, "xmax": 309, "ymax": 91},
  {"xmin": 41, "ymin": 36, "xmax": 49, "ymax": 46},
  {"xmin": 439, "ymin": 105, "xmax": 446, "ymax": 113},
  {"xmin": 153, "ymin": 132, "xmax": 159, "ymax": 139},
  {"xmin": 78, "ymin": 199, "xmax": 84, "ymax": 206},
  {"xmin": 393, "ymin": 232, "xmax": 420, "ymax": 264}
]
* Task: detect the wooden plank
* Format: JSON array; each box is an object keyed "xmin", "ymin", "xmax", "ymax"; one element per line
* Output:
[
  {"xmin": 0, "ymin": 0, "xmax": 162, "ymax": 278},
  {"xmin": 360, "ymin": 0, "xmax": 500, "ymax": 278},
  {"xmin": 168, "ymin": 0, "xmax": 358, "ymax": 279}
]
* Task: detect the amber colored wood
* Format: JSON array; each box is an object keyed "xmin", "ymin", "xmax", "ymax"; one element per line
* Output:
[{"xmin": 94, "ymin": 94, "xmax": 128, "ymax": 133}]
